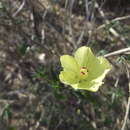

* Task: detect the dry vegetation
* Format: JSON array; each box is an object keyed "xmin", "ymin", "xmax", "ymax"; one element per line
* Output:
[{"xmin": 0, "ymin": 0, "xmax": 130, "ymax": 130}]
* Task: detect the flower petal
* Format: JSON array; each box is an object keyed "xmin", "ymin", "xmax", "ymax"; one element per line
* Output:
[
  {"xmin": 87, "ymin": 56, "xmax": 111, "ymax": 81},
  {"xmin": 60, "ymin": 55, "xmax": 79, "ymax": 73},
  {"xmin": 72, "ymin": 80, "xmax": 103, "ymax": 92},
  {"xmin": 72, "ymin": 56, "xmax": 111, "ymax": 92},
  {"xmin": 74, "ymin": 46, "xmax": 97, "ymax": 67},
  {"xmin": 59, "ymin": 71, "xmax": 79, "ymax": 85}
]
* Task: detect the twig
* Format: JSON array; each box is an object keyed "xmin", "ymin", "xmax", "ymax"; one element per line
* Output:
[
  {"xmin": 113, "ymin": 15, "xmax": 130, "ymax": 22},
  {"xmin": 13, "ymin": 0, "xmax": 25, "ymax": 17},
  {"xmin": 97, "ymin": 15, "xmax": 130, "ymax": 30},
  {"xmin": 121, "ymin": 64, "xmax": 130, "ymax": 130},
  {"xmin": 76, "ymin": 0, "xmax": 89, "ymax": 46},
  {"xmin": 76, "ymin": 28, "xmax": 85, "ymax": 46},
  {"xmin": 84, "ymin": 0, "xmax": 96, "ymax": 45},
  {"xmin": 85, "ymin": 0, "xmax": 96, "ymax": 21},
  {"xmin": 85, "ymin": 0, "xmax": 89, "ymax": 20},
  {"xmin": 121, "ymin": 97, "xmax": 130, "ymax": 130},
  {"xmin": 112, "ymin": 77, "xmax": 119, "ymax": 103},
  {"xmin": 104, "ymin": 47, "xmax": 130, "ymax": 57},
  {"xmin": 67, "ymin": 0, "xmax": 76, "ymax": 49},
  {"xmin": 95, "ymin": 2, "xmax": 126, "ymax": 43}
]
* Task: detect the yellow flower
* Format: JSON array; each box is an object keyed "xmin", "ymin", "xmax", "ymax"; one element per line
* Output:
[{"xmin": 59, "ymin": 46, "xmax": 111, "ymax": 92}]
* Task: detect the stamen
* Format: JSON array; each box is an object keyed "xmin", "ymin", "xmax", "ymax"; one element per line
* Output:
[
  {"xmin": 80, "ymin": 67, "xmax": 88, "ymax": 77},
  {"xmin": 81, "ymin": 67, "xmax": 86, "ymax": 69},
  {"xmin": 80, "ymin": 71, "xmax": 85, "ymax": 75}
]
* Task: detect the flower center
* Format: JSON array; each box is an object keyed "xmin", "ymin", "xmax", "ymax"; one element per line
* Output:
[{"xmin": 80, "ymin": 67, "xmax": 88, "ymax": 79}]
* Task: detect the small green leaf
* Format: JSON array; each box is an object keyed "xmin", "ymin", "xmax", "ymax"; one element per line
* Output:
[{"xmin": 18, "ymin": 43, "xmax": 28, "ymax": 56}]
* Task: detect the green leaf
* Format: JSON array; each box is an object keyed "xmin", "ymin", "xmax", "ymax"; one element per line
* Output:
[{"xmin": 18, "ymin": 43, "xmax": 28, "ymax": 56}]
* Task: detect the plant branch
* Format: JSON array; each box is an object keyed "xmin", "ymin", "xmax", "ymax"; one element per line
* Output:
[
  {"xmin": 121, "ymin": 64, "xmax": 130, "ymax": 130},
  {"xmin": 13, "ymin": 0, "xmax": 25, "ymax": 17},
  {"xmin": 95, "ymin": 2, "xmax": 126, "ymax": 44},
  {"xmin": 104, "ymin": 47, "xmax": 130, "ymax": 57},
  {"xmin": 97, "ymin": 15, "xmax": 130, "ymax": 30}
]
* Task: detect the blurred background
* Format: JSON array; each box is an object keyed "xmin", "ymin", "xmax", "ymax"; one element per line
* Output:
[{"xmin": 0, "ymin": 0, "xmax": 130, "ymax": 130}]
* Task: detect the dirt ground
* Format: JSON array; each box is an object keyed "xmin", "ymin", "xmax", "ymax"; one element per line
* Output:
[{"xmin": 0, "ymin": 0, "xmax": 130, "ymax": 130}]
